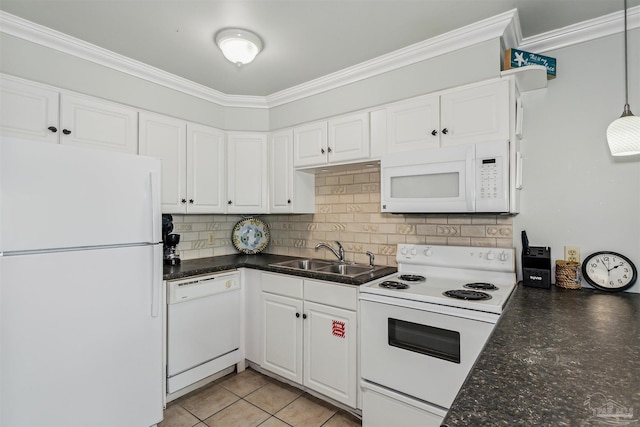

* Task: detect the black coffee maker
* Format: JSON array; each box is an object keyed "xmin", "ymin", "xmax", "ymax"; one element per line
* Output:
[{"xmin": 162, "ymin": 214, "xmax": 181, "ymax": 265}]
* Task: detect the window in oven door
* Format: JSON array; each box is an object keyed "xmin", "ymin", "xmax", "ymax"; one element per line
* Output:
[{"xmin": 360, "ymin": 299, "xmax": 495, "ymax": 409}]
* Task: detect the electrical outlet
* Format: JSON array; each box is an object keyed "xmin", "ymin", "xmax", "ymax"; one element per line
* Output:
[
  {"xmin": 208, "ymin": 233, "xmax": 215, "ymax": 245},
  {"xmin": 565, "ymin": 246, "xmax": 580, "ymax": 263}
]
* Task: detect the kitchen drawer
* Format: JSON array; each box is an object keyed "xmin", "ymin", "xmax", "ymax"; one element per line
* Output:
[
  {"xmin": 304, "ymin": 279, "xmax": 357, "ymax": 311},
  {"xmin": 261, "ymin": 272, "xmax": 303, "ymax": 299}
]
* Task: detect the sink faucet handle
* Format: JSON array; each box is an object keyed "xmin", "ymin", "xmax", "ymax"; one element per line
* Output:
[
  {"xmin": 335, "ymin": 241, "xmax": 345, "ymax": 261},
  {"xmin": 366, "ymin": 251, "xmax": 375, "ymax": 267}
]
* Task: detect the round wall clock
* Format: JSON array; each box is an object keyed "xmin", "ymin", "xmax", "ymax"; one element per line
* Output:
[{"xmin": 581, "ymin": 251, "xmax": 637, "ymax": 292}]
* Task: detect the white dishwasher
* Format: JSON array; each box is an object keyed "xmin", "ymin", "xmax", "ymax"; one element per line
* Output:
[{"xmin": 166, "ymin": 270, "xmax": 241, "ymax": 394}]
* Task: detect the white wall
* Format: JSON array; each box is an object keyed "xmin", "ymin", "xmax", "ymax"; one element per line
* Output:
[{"xmin": 514, "ymin": 29, "xmax": 640, "ymax": 293}]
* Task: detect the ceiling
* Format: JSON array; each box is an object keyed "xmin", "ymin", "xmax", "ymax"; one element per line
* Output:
[{"xmin": 1, "ymin": 0, "xmax": 638, "ymax": 97}]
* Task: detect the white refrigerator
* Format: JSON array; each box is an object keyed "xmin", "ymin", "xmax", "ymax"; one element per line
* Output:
[{"xmin": 0, "ymin": 139, "xmax": 164, "ymax": 426}]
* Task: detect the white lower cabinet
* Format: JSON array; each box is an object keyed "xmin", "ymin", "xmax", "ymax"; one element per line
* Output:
[{"xmin": 260, "ymin": 273, "xmax": 358, "ymax": 408}]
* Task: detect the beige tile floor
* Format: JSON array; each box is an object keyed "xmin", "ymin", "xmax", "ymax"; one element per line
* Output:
[{"xmin": 160, "ymin": 368, "xmax": 362, "ymax": 427}]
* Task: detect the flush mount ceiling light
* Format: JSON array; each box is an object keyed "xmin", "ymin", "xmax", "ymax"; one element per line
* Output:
[
  {"xmin": 606, "ymin": 0, "xmax": 640, "ymax": 156},
  {"xmin": 215, "ymin": 28, "xmax": 263, "ymax": 66}
]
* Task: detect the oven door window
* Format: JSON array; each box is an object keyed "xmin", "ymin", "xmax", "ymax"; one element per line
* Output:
[{"xmin": 388, "ymin": 318, "xmax": 460, "ymax": 364}]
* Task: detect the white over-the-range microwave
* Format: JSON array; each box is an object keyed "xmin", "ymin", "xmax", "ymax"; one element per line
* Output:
[{"xmin": 381, "ymin": 140, "xmax": 522, "ymax": 214}]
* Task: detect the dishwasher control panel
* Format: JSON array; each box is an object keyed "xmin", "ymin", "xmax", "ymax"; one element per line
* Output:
[{"xmin": 167, "ymin": 270, "xmax": 240, "ymax": 304}]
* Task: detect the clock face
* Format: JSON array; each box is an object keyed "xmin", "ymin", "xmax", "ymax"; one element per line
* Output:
[{"xmin": 582, "ymin": 251, "xmax": 637, "ymax": 292}]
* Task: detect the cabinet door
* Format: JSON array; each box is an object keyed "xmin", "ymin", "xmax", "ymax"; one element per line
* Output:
[
  {"xmin": 293, "ymin": 121, "xmax": 327, "ymax": 167},
  {"xmin": 243, "ymin": 269, "xmax": 263, "ymax": 364},
  {"xmin": 0, "ymin": 77, "xmax": 59, "ymax": 144},
  {"xmin": 187, "ymin": 123, "xmax": 226, "ymax": 213},
  {"xmin": 439, "ymin": 79, "xmax": 510, "ymax": 147},
  {"xmin": 139, "ymin": 112, "xmax": 187, "ymax": 213},
  {"xmin": 304, "ymin": 301, "xmax": 357, "ymax": 408},
  {"xmin": 328, "ymin": 112, "xmax": 370, "ymax": 163},
  {"xmin": 262, "ymin": 292, "xmax": 303, "ymax": 384},
  {"xmin": 269, "ymin": 129, "xmax": 294, "ymax": 213},
  {"xmin": 59, "ymin": 93, "xmax": 138, "ymax": 154},
  {"xmin": 227, "ymin": 132, "xmax": 268, "ymax": 214},
  {"xmin": 386, "ymin": 94, "xmax": 440, "ymax": 152}
]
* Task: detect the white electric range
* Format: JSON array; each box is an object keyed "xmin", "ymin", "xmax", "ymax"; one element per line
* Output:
[{"xmin": 359, "ymin": 244, "xmax": 517, "ymax": 427}]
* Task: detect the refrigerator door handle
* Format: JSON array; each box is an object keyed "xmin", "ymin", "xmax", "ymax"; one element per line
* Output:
[
  {"xmin": 150, "ymin": 170, "xmax": 161, "ymax": 243},
  {"xmin": 151, "ymin": 244, "xmax": 162, "ymax": 318}
]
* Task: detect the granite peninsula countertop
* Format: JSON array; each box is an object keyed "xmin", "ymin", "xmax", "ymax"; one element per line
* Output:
[
  {"xmin": 443, "ymin": 285, "xmax": 640, "ymax": 426},
  {"xmin": 163, "ymin": 253, "xmax": 397, "ymax": 285}
]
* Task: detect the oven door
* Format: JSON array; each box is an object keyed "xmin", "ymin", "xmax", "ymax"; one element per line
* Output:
[
  {"xmin": 380, "ymin": 144, "xmax": 474, "ymax": 213},
  {"xmin": 360, "ymin": 295, "xmax": 496, "ymax": 409}
]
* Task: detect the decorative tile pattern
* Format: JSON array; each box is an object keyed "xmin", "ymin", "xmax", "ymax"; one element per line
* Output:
[{"xmin": 171, "ymin": 166, "xmax": 513, "ymax": 265}]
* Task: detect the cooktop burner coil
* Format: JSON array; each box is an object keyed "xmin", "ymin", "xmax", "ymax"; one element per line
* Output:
[
  {"xmin": 443, "ymin": 290, "xmax": 492, "ymax": 300},
  {"xmin": 398, "ymin": 274, "xmax": 426, "ymax": 282},
  {"xmin": 379, "ymin": 281, "xmax": 410, "ymax": 289},
  {"xmin": 463, "ymin": 282, "xmax": 498, "ymax": 291}
]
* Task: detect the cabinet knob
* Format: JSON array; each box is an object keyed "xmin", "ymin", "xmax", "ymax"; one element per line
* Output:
[
  {"xmin": 303, "ymin": 313, "xmax": 307, "ymax": 319},
  {"xmin": 287, "ymin": 199, "xmax": 291, "ymax": 204},
  {"xmin": 320, "ymin": 148, "xmax": 325, "ymax": 154},
  {"xmin": 431, "ymin": 129, "xmax": 438, "ymax": 136},
  {"xmin": 181, "ymin": 199, "xmax": 187, "ymax": 204},
  {"xmin": 327, "ymin": 147, "xmax": 332, "ymax": 153},
  {"xmin": 228, "ymin": 200, "xmax": 232, "ymax": 205},
  {"xmin": 189, "ymin": 199, "xmax": 194, "ymax": 204},
  {"xmin": 62, "ymin": 129, "xmax": 72, "ymax": 135},
  {"xmin": 296, "ymin": 313, "xmax": 300, "ymax": 318},
  {"xmin": 441, "ymin": 128, "xmax": 449, "ymax": 135},
  {"xmin": 48, "ymin": 126, "xmax": 58, "ymax": 133}
]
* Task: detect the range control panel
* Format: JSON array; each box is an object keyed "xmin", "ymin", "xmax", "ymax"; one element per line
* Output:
[{"xmin": 397, "ymin": 244, "xmax": 515, "ymax": 272}]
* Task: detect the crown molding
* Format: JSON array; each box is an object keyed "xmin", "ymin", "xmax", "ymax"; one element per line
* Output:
[{"xmin": 519, "ymin": 5, "xmax": 640, "ymax": 53}]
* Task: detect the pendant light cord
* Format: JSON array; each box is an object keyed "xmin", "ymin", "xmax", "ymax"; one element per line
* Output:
[{"xmin": 624, "ymin": 0, "xmax": 629, "ymax": 108}]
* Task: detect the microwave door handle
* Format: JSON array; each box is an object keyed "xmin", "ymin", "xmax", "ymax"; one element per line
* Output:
[{"xmin": 466, "ymin": 152, "xmax": 475, "ymax": 212}]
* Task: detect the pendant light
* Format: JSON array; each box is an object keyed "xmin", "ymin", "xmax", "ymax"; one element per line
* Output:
[
  {"xmin": 606, "ymin": 0, "xmax": 640, "ymax": 156},
  {"xmin": 215, "ymin": 28, "xmax": 263, "ymax": 66}
]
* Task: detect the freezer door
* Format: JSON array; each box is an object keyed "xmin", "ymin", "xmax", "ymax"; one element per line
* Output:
[
  {"xmin": 0, "ymin": 139, "xmax": 161, "ymax": 252},
  {"xmin": 0, "ymin": 245, "xmax": 163, "ymax": 427}
]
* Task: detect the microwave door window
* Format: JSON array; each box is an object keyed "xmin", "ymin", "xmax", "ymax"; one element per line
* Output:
[{"xmin": 390, "ymin": 172, "xmax": 459, "ymax": 199}]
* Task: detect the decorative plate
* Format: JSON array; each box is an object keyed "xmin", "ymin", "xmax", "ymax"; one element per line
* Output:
[{"xmin": 232, "ymin": 217, "xmax": 270, "ymax": 254}]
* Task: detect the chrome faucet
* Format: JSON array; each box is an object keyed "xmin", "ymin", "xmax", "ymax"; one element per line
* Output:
[
  {"xmin": 366, "ymin": 251, "xmax": 375, "ymax": 268},
  {"xmin": 315, "ymin": 241, "xmax": 345, "ymax": 263}
]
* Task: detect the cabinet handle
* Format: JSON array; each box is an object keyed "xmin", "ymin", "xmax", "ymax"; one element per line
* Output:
[
  {"xmin": 441, "ymin": 128, "xmax": 449, "ymax": 135},
  {"xmin": 320, "ymin": 148, "xmax": 325, "ymax": 154},
  {"xmin": 431, "ymin": 129, "xmax": 438, "ymax": 136},
  {"xmin": 287, "ymin": 199, "xmax": 291, "ymax": 204},
  {"xmin": 296, "ymin": 313, "xmax": 300, "ymax": 318},
  {"xmin": 303, "ymin": 313, "xmax": 307, "ymax": 319},
  {"xmin": 327, "ymin": 147, "xmax": 332, "ymax": 153},
  {"xmin": 228, "ymin": 200, "xmax": 232, "ymax": 205},
  {"xmin": 62, "ymin": 129, "xmax": 72, "ymax": 135},
  {"xmin": 189, "ymin": 199, "xmax": 194, "ymax": 204},
  {"xmin": 48, "ymin": 126, "xmax": 58, "ymax": 133},
  {"xmin": 181, "ymin": 199, "xmax": 187, "ymax": 204}
]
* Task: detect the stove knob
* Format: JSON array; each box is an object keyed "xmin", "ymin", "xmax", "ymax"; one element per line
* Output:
[
  {"xmin": 499, "ymin": 251, "xmax": 508, "ymax": 261},
  {"xmin": 486, "ymin": 252, "xmax": 495, "ymax": 260},
  {"xmin": 410, "ymin": 247, "xmax": 417, "ymax": 256},
  {"xmin": 424, "ymin": 248, "xmax": 433, "ymax": 256},
  {"xmin": 401, "ymin": 247, "xmax": 408, "ymax": 255}
]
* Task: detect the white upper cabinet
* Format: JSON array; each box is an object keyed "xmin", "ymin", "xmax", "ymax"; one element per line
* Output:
[
  {"xmin": 139, "ymin": 112, "xmax": 187, "ymax": 213},
  {"xmin": 227, "ymin": 132, "xmax": 268, "ymax": 214},
  {"xmin": 0, "ymin": 76, "xmax": 59, "ymax": 144},
  {"xmin": 386, "ymin": 79, "xmax": 511, "ymax": 152},
  {"xmin": 269, "ymin": 129, "xmax": 315, "ymax": 214},
  {"xmin": 0, "ymin": 75, "xmax": 138, "ymax": 153},
  {"xmin": 59, "ymin": 93, "xmax": 138, "ymax": 154},
  {"xmin": 293, "ymin": 112, "xmax": 370, "ymax": 168},
  {"xmin": 186, "ymin": 124, "xmax": 226, "ymax": 214}
]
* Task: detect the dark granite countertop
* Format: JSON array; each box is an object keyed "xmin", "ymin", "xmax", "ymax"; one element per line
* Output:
[
  {"xmin": 443, "ymin": 285, "xmax": 640, "ymax": 426},
  {"xmin": 163, "ymin": 253, "xmax": 396, "ymax": 285}
]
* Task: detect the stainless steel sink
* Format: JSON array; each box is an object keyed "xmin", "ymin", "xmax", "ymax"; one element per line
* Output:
[
  {"xmin": 270, "ymin": 259, "xmax": 380, "ymax": 278},
  {"xmin": 271, "ymin": 259, "xmax": 334, "ymax": 271}
]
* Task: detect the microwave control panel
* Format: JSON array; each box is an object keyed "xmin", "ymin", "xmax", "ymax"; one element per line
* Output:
[
  {"xmin": 478, "ymin": 157, "xmax": 502, "ymax": 199},
  {"xmin": 475, "ymin": 140, "xmax": 509, "ymax": 212}
]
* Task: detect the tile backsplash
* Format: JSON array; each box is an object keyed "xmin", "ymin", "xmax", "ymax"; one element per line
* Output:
[{"xmin": 171, "ymin": 165, "xmax": 513, "ymax": 266}]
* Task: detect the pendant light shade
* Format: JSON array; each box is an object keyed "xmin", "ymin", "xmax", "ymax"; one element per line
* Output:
[
  {"xmin": 607, "ymin": 0, "xmax": 640, "ymax": 156},
  {"xmin": 215, "ymin": 28, "xmax": 263, "ymax": 66}
]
